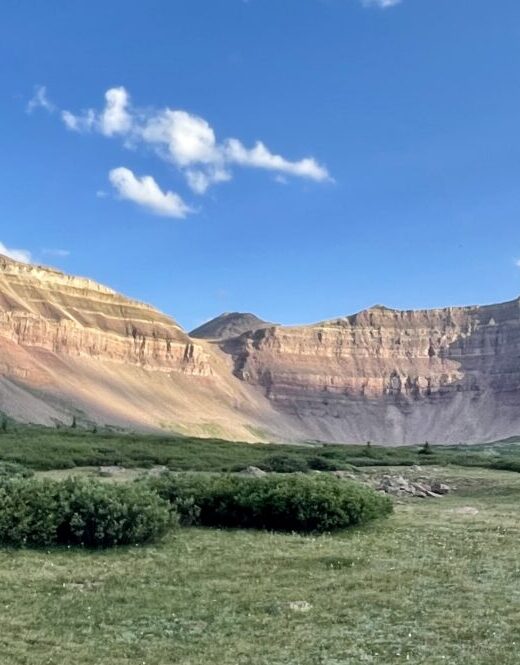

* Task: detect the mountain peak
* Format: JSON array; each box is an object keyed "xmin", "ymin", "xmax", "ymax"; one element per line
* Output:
[{"xmin": 190, "ymin": 312, "xmax": 272, "ymax": 340}]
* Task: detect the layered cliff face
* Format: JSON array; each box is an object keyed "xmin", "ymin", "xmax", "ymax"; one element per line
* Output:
[
  {"xmin": 218, "ymin": 302, "xmax": 520, "ymax": 443},
  {"xmin": 0, "ymin": 255, "xmax": 280, "ymax": 441},
  {"xmin": 2, "ymin": 253, "xmax": 520, "ymax": 444},
  {"xmin": 0, "ymin": 255, "xmax": 210, "ymax": 375}
]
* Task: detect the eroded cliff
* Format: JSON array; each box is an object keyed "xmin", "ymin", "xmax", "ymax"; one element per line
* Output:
[
  {"xmin": 0, "ymin": 255, "xmax": 211, "ymax": 375},
  {"xmin": 218, "ymin": 302, "xmax": 520, "ymax": 443},
  {"xmin": 0, "ymin": 255, "xmax": 279, "ymax": 440}
]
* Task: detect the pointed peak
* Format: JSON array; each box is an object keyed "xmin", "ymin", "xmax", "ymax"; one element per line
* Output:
[{"xmin": 190, "ymin": 312, "xmax": 272, "ymax": 340}]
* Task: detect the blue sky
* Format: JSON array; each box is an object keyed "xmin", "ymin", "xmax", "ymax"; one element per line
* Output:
[{"xmin": 2, "ymin": 0, "xmax": 520, "ymax": 329}]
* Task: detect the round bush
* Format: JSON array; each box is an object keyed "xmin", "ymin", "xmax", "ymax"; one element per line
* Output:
[
  {"xmin": 149, "ymin": 473, "xmax": 392, "ymax": 533},
  {"xmin": 306, "ymin": 456, "xmax": 340, "ymax": 472},
  {"xmin": 261, "ymin": 455, "xmax": 309, "ymax": 474},
  {"xmin": 0, "ymin": 478, "xmax": 173, "ymax": 548}
]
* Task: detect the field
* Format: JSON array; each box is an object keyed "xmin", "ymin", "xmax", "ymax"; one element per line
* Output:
[{"xmin": 0, "ymin": 427, "xmax": 520, "ymax": 664}]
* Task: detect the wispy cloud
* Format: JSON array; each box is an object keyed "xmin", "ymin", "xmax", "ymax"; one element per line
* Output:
[
  {"xmin": 362, "ymin": 0, "xmax": 402, "ymax": 8},
  {"xmin": 0, "ymin": 242, "xmax": 32, "ymax": 263},
  {"xmin": 109, "ymin": 167, "xmax": 192, "ymax": 218},
  {"xmin": 27, "ymin": 85, "xmax": 55, "ymax": 114},
  {"xmin": 42, "ymin": 248, "xmax": 71, "ymax": 258},
  {"xmin": 60, "ymin": 87, "xmax": 331, "ymax": 194}
]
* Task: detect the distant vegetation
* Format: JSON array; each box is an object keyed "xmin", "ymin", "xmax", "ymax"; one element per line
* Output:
[{"xmin": 0, "ymin": 423, "xmax": 520, "ymax": 474}]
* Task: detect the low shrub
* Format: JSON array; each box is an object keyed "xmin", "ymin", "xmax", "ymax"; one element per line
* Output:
[
  {"xmin": 306, "ymin": 456, "xmax": 340, "ymax": 471},
  {"xmin": 261, "ymin": 455, "xmax": 309, "ymax": 474},
  {"xmin": 490, "ymin": 458, "xmax": 520, "ymax": 473},
  {"xmin": 0, "ymin": 462, "xmax": 34, "ymax": 479},
  {"xmin": 148, "ymin": 473, "xmax": 392, "ymax": 533},
  {"xmin": 0, "ymin": 478, "xmax": 173, "ymax": 548}
]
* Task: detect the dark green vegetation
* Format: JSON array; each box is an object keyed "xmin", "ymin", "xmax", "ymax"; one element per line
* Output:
[
  {"xmin": 148, "ymin": 473, "xmax": 392, "ymax": 532},
  {"xmin": 0, "ymin": 471, "xmax": 391, "ymax": 547},
  {"xmin": 1, "ymin": 423, "xmax": 520, "ymax": 474},
  {"xmin": 0, "ymin": 466, "xmax": 519, "ymax": 664},
  {"xmin": 0, "ymin": 478, "xmax": 172, "ymax": 548}
]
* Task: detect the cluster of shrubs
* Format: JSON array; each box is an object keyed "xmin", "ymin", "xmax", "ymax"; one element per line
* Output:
[
  {"xmin": 0, "ymin": 467, "xmax": 392, "ymax": 549},
  {"xmin": 242, "ymin": 453, "xmax": 349, "ymax": 474},
  {"xmin": 148, "ymin": 473, "xmax": 393, "ymax": 533},
  {"xmin": 0, "ymin": 478, "xmax": 172, "ymax": 548}
]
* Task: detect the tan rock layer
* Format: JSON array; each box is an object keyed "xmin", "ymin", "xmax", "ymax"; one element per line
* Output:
[{"xmin": 0, "ymin": 256, "xmax": 211, "ymax": 376}]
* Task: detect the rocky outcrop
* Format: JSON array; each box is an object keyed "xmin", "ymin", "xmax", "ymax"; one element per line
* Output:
[{"xmin": 190, "ymin": 312, "xmax": 271, "ymax": 341}]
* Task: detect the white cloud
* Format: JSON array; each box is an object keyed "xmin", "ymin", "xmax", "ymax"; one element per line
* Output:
[
  {"xmin": 109, "ymin": 167, "xmax": 192, "ymax": 218},
  {"xmin": 60, "ymin": 86, "xmax": 330, "ymax": 194},
  {"xmin": 515, "ymin": 259, "xmax": 520, "ymax": 268},
  {"xmin": 61, "ymin": 87, "xmax": 131, "ymax": 136},
  {"xmin": 362, "ymin": 0, "xmax": 402, "ymax": 7},
  {"xmin": 27, "ymin": 86, "xmax": 55, "ymax": 114},
  {"xmin": 141, "ymin": 109, "xmax": 219, "ymax": 167},
  {"xmin": 224, "ymin": 139, "xmax": 329, "ymax": 181},
  {"xmin": 42, "ymin": 248, "xmax": 70, "ymax": 258},
  {"xmin": 100, "ymin": 87, "xmax": 132, "ymax": 136},
  {"xmin": 0, "ymin": 242, "xmax": 32, "ymax": 263},
  {"xmin": 62, "ymin": 108, "xmax": 96, "ymax": 132}
]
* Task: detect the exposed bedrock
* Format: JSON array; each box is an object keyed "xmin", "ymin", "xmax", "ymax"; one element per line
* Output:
[
  {"xmin": 0, "ymin": 255, "xmax": 211, "ymax": 376},
  {"xmin": 219, "ymin": 303, "xmax": 520, "ymax": 443}
]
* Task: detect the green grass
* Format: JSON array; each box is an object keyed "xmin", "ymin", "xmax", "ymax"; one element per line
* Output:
[
  {"xmin": 0, "ymin": 465, "xmax": 519, "ymax": 664},
  {"xmin": 2, "ymin": 423, "xmax": 520, "ymax": 474}
]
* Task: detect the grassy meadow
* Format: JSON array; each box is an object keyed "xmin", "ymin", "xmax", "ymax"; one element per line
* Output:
[
  {"xmin": 1, "ymin": 422, "xmax": 520, "ymax": 473},
  {"xmin": 0, "ymin": 426, "xmax": 519, "ymax": 664}
]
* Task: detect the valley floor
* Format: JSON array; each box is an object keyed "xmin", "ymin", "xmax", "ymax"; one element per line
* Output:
[{"xmin": 0, "ymin": 466, "xmax": 519, "ymax": 664}]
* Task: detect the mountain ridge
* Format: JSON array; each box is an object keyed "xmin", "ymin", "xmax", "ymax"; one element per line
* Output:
[{"xmin": 2, "ymin": 253, "xmax": 520, "ymax": 444}]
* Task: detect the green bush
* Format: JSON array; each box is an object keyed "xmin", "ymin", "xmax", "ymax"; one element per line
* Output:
[
  {"xmin": 306, "ymin": 455, "xmax": 340, "ymax": 471},
  {"xmin": 148, "ymin": 473, "xmax": 392, "ymax": 533},
  {"xmin": 261, "ymin": 455, "xmax": 309, "ymax": 473},
  {"xmin": 0, "ymin": 478, "xmax": 173, "ymax": 548},
  {"xmin": 0, "ymin": 462, "xmax": 34, "ymax": 479}
]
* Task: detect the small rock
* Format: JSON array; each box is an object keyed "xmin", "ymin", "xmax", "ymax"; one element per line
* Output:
[
  {"xmin": 431, "ymin": 482, "xmax": 450, "ymax": 495},
  {"xmin": 240, "ymin": 466, "xmax": 267, "ymax": 478},
  {"xmin": 452, "ymin": 506, "xmax": 479, "ymax": 516},
  {"xmin": 147, "ymin": 465, "xmax": 169, "ymax": 478},
  {"xmin": 332, "ymin": 470, "xmax": 357, "ymax": 480},
  {"xmin": 287, "ymin": 601, "xmax": 312, "ymax": 613},
  {"xmin": 98, "ymin": 465, "xmax": 126, "ymax": 478}
]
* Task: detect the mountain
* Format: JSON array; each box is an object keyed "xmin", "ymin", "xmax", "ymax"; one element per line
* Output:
[
  {"xmin": 190, "ymin": 312, "xmax": 271, "ymax": 340},
  {"xmin": 221, "ymin": 303, "xmax": 520, "ymax": 444},
  {"xmin": 0, "ymin": 254, "xmax": 282, "ymax": 441},
  {"xmin": 2, "ymin": 253, "xmax": 520, "ymax": 444}
]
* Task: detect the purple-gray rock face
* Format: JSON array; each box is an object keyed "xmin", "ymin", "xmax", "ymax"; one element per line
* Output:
[
  {"xmin": 1, "ymin": 253, "xmax": 520, "ymax": 444},
  {"xmin": 219, "ymin": 302, "xmax": 520, "ymax": 443}
]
